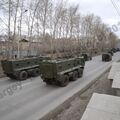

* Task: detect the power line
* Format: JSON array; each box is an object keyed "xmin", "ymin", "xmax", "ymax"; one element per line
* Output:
[
  {"xmin": 0, "ymin": 2, "xmax": 8, "ymax": 7},
  {"xmin": 116, "ymin": 0, "xmax": 120, "ymax": 11},
  {"xmin": 113, "ymin": 0, "xmax": 120, "ymax": 12},
  {"xmin": 111, "ymin": 0, "xmax": 120, "ymax": 16},
  {"xmin": 0, "ymin": 17, "xmax": 8, "ymax": 27}
]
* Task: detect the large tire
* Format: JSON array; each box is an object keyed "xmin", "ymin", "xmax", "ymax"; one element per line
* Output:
[
  {"xmin": 70, "ymin": 71, "xmax": 78, "ymax": 81},
  {"xmin": 78, "ymin": 68, "xmax": 83, "ymax": 78},
  {"xmin": 32, "ymin": 68, "xmax": 40, "ymax": 77},
  {"xmin": 18, "ymin": 71, "xmax": 28, "ymax": 80},
  {"xmin": 59, "ymin": 75, "xmax": 69, "ymax": 87}
]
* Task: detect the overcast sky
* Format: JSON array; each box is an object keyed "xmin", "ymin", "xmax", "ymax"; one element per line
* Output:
[
  {"xmin": 1, "ymin": 0, "xmax": 120, "ymax": 37},
  {"xmin": 69, "ymin": 0, "xmax": 120, "ymax": 37}
]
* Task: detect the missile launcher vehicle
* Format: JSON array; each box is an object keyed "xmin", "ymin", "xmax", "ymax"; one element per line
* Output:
[
  {"xmin": 1, "ymin": 56, "xmax": 50, "ymax": 80},
  {"xmin": 40, "ymin": 57, "xmax": 85, "ymax": 87},
  {"xmin": 102, "ymin": 53, "xmax": 112, "ymax": 62}
]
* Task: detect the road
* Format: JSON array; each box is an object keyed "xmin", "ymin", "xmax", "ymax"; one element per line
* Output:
[{"xmin": 0, "ymin": 53, "xmax": 120, "ymax": 120}]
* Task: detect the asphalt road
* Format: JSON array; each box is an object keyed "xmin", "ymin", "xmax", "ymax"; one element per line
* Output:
[{"xmin": 0, "ymin": 53, "xmax": 120, "ymax": 120}]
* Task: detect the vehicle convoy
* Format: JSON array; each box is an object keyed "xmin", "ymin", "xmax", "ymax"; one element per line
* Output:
[
  {"xmin": 81, "ymin": 53, "xmax": 92, "ymax": 61},
  {"xmin": 40, "ymin": 57, "xmax": 85, "ymax": 87},
  {"xmin": 111, "ymin": 48, "xmax": 120, "ymax": 53},
  {"xmin": 102, "ymin": 53, "xmax": 112, "ymax": 62},
  {"xmin": 1, "ymin": 56, "xmax": 50, "ymax": 80}
]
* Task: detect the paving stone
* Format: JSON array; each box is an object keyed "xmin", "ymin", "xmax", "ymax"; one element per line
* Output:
[
  {"xmin": 112, "ymin": 72, "xmax": 120, "ymax": 89},
  {"xmin": 81, "ymin": 108, "xmax": 120, "ymax": 120},
  {"xmin": 108, "ymin": 62, "xmax": 120, "ymax": 79},
  {"xmin": 81, "ymin": 93, "xmax": 120, "ymax": 120},
  {"xmin": 112, "ymin": 72, "xmax": 120, "ymax": 96}
]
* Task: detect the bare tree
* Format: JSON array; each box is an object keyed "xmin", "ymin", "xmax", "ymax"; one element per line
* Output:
[{"xmin": 0, "ymin": 0, "xmax": 118, "ymax": 59}]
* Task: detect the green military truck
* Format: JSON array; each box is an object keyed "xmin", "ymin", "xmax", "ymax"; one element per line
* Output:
[
  {"xmin": 108, "ymin": 50, "xmax": 114, "ymax": 56},
  {"xmin": 81, "ymin": 53, "xmax": 92, "ymax": 61},
  {"xmin": 40, "ymin": 57, "xmax": 85, "ymax": 87},
  {"xmin": 102, "ymin": 53, "xmax": 112, "ymax": 62},
  {"xmin": 1, "ymin": 56, "xmax": 50, "ymax": 80}
]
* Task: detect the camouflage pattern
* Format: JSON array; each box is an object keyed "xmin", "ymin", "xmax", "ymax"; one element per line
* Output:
[
  {"xmin": 1, "ymin": 56, "xmax": 50, "ymax": 80},
  {"xmin": 102, "ymin": 53, "xmax": 112, "ymax": 62},
  {"xmin": 40, "ymin": 57, "xmax": 85, "ymax": 87},
  {"xmin": 81, "ymin": 53, "xmax": 92, "ymax": 61}
]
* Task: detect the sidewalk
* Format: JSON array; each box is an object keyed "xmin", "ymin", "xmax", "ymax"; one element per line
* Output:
[{"xmin": 52, "ymin": 72, "xmax": 115, "ymax": 120}]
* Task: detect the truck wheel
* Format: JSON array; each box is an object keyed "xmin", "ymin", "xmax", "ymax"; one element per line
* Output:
[
  {"xmin": 33, "ymin": 68, "xmax": 40, "ymax": 77},
  {"xmin": 78, "ymin": 68, "xmax": 83, "ymax": 78},
  {"xmin": 18, "ymin": 71, "xmax": 28, "ymax": 80},
  {"xmin": 70, "ymin": 71, "xmax": 78, "ymax": 81},
  {"xmin": 59, "ymin": 75, "xmax": 69, "ymax": 87}
]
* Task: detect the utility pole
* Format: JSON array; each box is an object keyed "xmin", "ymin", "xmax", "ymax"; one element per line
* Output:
[
  {"xmin": 17, "ymin": 26, "xmax": 20, "ymax": 58},
  {"xmin": 8, "ymin": 0, "xmax": 11, "ymax": 59}
]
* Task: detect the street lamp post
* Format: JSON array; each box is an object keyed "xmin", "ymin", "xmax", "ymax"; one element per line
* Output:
[{"xmin": 17, "ymin": 9, "xmax": 28, "ymax": 58}]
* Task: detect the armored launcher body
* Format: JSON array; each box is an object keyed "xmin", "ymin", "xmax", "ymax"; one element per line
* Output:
[
  {"xmin": 40, "ymin": 57, "xmax": 85, "ymax": 87},
  {"xmin": 1, "ymin": 56, "xmax": 50, "ymax": 80},
  {"xmin": 102, "ymin": 53, "xmax": 112, "ymax": 62},
  {"xmin": 81, "ymin": 53, "xmax": 92, "ymax": 61},
  {"xmin": 108, "ymin": 50, "xmax": 114, "ymax": 56}
]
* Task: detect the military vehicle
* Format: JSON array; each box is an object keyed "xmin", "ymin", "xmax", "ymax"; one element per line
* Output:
[
  {"xmin": 108, "ymin": 50, "xmax": 114, "ymax": 56},
  {"xmin": 116, "ymin": 48, "xmax": 120, "ymax": 52},
  {"xmin": 111, "ymin": 48, "xmax": 118, "ymax": 53},
  {"xmin": 1, "ymin": 56, "xmax": 50, "ymax": 80},
  {"xmin": 40, "ymin": 57, "xmax": 85, "ymax": 87},
  {"xmin": 102, "ymin": 53, "xmax": 112, "ymax": 62},
  {"xmin": 106, "ymin": 48, "xmax": 113, "ymax": 56},
  {"xmin": 81, "ymin": 53, "xmax": 92, "ymax": 61}
]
